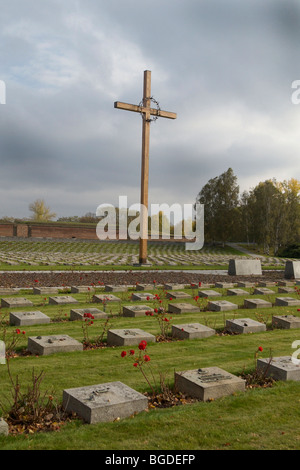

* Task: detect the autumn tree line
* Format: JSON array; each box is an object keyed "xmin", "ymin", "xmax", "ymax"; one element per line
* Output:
[{"xmin": 196, "ymin": 168, "xmax": 300, "ymax": 256}]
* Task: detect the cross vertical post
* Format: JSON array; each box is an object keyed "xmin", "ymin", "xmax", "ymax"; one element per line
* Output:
[{"xmin": 114, "ymin": 70, "xmax": 177, "ymax": 265}]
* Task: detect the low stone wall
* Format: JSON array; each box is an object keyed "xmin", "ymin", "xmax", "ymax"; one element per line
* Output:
[{"xmin": 0, "ymin": 223, "xmax": 98, "ymax": 240}]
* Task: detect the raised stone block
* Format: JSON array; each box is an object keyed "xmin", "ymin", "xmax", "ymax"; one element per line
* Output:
[
  {"xmin": 175, "ymin": 367, "xmax": 245, "ymax": 401},
  {"xmin": 253, "ymin": 288, "xmax": 274, "ymax": 295},
  {"xmin": 63, "ymin": 381, "xmax": 148, "ymax": 424},
  {"xmin": 228, "ymin": 259, "xmax": 262, "ymax": 276},
  {"xmin": 215, "ymin": 282, "xmax": 235, "ymax": 288},
  {"xmin": 70, "ymin": 308, "xmax": 108, "ymax": 321},
  {"xmin": 9, "ymin": 311, "xmax": 50, "ymax": 326},
  {"xmin": 107, "ymin": 328, "xmax": 155, "ymax": 346},
  {"xmin": 71, "ymin": 286, "xmax": 93, "ymax": 293},
  {"xmin": 122, "ymin": 305, "xmax": 155, "ymax": 317},
  {"xmin": 166, "ymin": 291, "xmax": 191, "ymax": 300},
  {"xmin": 0, "ymin": 288, "xmax": 20, "ymax": 295},
  {"xmin": 258, "ymin": 282, "xmax": 276, "ymax": 287},
  {"xmin": 227, "ymin": 288, "xmax": 249, "ymax": 296},
  {"xmin": 208, "ymin": 300, "xmax": 238, "ymax": 312},
  {"xmin": 33, "ymin": 287, "xmax": 59, "ymax": 295},
  {"xmin": 225, "ymin": 318, "xmax": 266, "ymax": 334},
  {"xmin": 131, "ymin": 293, "xmax": 155, "ymax": 301},
  {"xmin": 105, "ymin": 285, "xmax": 128, "ymax": 293},
  {"xmin": 49, "ymin": 296, "xmax": 79, "ymax": 305},
  {"xmin": 172, "ymin": 323, "xmax": 215, "ymax": 340},
  {"xmin": 278, "ymin": 287, "xmax": 295, "ymax": 294},
  {"xmin": 28, "ymin": 335, "xmax": 83, "ymax": 356},
  {"xmin": 0, "ymin": 418, "xmax": 8, "ymax": 436},
  {"xmin": 278, "ymin": 281, "xmax": 295, "ymax": 286},
  {"xmin": 198, "ymin": 290, "xmax": 221, "ymax": 298},
  {"xmin": 244, "ymin": 298, "xmax": 272, "ymax": 309},
  {"xmin": 164, "ymin": 284, "xmax": 186, "ymax": 290},
  {"xmin": 93, "ymin": 294, "xmax": 121, "ymax": 303},
  {"xmin": 284, "ymin": 261, "xmax": 300, "ymax": 279},
  {"xmin": 275, "ymin": 297, "xmax": 300, "ymax": 307},
  {"xmin": 237, "ymin": 282, "xmax": 256, "ymax": 288},
  {"xmin": 257, "ymin": 356, "xmax": 300, "ymax": 381},
  {"xmin": 136, "ymin": 284, "xmax": 154, "ymax": 291},
  {"xmin": 1, "ymin": 297, "xmax": 33, "ymax": 308},
  {"xmin": 272, "ymin": 315, "xmax": 300, "ymax": 329},
  {"xmin": 168, "ymin": 303, "xmax": 200, "ymax": 314}
]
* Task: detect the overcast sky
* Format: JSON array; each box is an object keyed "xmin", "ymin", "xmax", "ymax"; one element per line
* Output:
[{"xmin": 0, "ymin": 0, "xmax": 300, "ymax": 219}]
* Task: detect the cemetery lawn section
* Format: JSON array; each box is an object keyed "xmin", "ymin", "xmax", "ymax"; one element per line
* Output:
[{"xmin": 0, "ymin": 280, "xmax": 300, "ymax": 450}]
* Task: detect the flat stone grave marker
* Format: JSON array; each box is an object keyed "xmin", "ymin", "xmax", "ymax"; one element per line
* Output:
[
  {"xmin": 1, "ymin": 297, "xmax": 33, "ymax": 308},
  {"xmin": 28, "ymin": 335, "xmax": 83, "ymax": 355},
  {"xmin": 0, "ymin": 288, "xmax": 20, "ymax": 295},
  {"xmin": 93, "ymin": 294, "xmax": 121, "ymax": 303},
  {"xmin": 63, "ymin": 381, "xmax": 148, "ymax": 424},
  {"xmin": 136, "ymin": 284, "xmax": 154, "ymax": 291},
  {"xmin": 257, "ymin": 356, "xmax": 300, "ymax": 381},
  {"xmin": 33, "ymin": 287, "xmax": 59, "ymax": 295},
  {"xmin": 164, "ymin": 283, "xmax": 186, "ymax": 290},
  {"xmin": 284, "ymin": 261, "xmax": 300, "ymax": 279},
  {"xmin": 70, "ymin": 308, "xmax": 108, "ymax": 321},
  {"xmin": 123, "ymin": 305, "xmax": 155, "ymax": 317},
  {"xmin": 172, "ymin": 323, "xmax": 215, "ymax": 340},
  {"xmin": 198, "ymin": 290, "xmax": 222, "ymax": 298},
  {"xmin": 9, "ymin": 311, "xmax": 50, "ymax": 326},
  {"xmin": 49, "ymin": 296, "xmax": 79, "ymax": 305},
  {"xmin": 105, "ymin": 285, "xmax": 128, "ymax": 292},
  {"xmin": 107, "ymin": 328, "xmax": 155, "ymax": 346},
  {"xmin": 166, "ymin": 291, "xmax": 192, "ymax": 300},
  {"xmin": 253, "ymin": 287, "xmax": 275, "ymax": 295},
  {"xmin": 237, "ymin": 282, "xmax": 256, "ymax": 288},
  {"xmin": 208, "ymin": 300, "xmax": 238, "ymax": 312},
  {"xmin": 258, "ymin": 282, "xmax": 277, "ymax": 287},
  {"xmin": 175, "ymin": 367, "xmax": 245, "ymax": 401},
  {"xmin": 275, "ymin": 297, "xmax": 300, "ymax": 307},
  {"xmin": 227, "ymin": 288, "xmax": 249, "ymax": 296},
  {"xmin": 272, "ymin": 315, "xmax": 300, "ymax": 329},
  {"xmin": 168, "ymin": 303, "xmax": 200, "ymax": 314},
  {"xmin": 0, "ymin": 418, "xmax": 8, "ymax": 436},
  {"xmin": 278, "ymin": 287, "xmax": 295, "ymax": 294},
  {"xmin": 71, "ymin": 286, "xmax": 94, "ymax": 293},
  {"xmin": 226, "ymin": 318, "xmax": 266, "ymax": 334},
  {"xmin": 228, "ymin": 259, "xmax": 262, "ymax": 276},
  {"xmin": 131, "ymin": 293, "xmax": 155, "ymax": 301},
  {"xmin": 244, "ymin": 298, "xmax": 272, "ymax": 309},
  {"xmin": 215, "ymin": 282, "xmax": 235, "ymax": 288},
  {"xmin": 278, "ymin": 281, "xmax": 295, "ymax": 286}
]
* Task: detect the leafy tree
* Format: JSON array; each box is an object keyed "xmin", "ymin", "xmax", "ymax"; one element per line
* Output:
[{"xmin": 29, "ymin": 199, "xmax": 56, "ymax": 222}]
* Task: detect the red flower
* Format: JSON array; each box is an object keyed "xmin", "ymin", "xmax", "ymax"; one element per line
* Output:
[
  {"xmin": 129, "ymin": 350, "xmax": 135, "ymax": 356},
  {"xmin": 121, "ymin": 351, "xmax": 127, "ymax": 357},
  {"xmin": 199, "ymin": 282, "xmax": 202, "ymax": 287},
  {"xmin": 258, "ymin": 346, "xmax": 263, "ymax": 352},
  {"xmin": 144, "ymin": 355, "xmax": 151, "ymax": 362},
  {"xmin": 34, "ymin": 279, "xmax": 38, "ymax": 283},
  {"xmin": 16, "ymin": 329, "xmax": 21, "ymax": 335},
  {"xmin": 154, "ymin": 308, "xmax": 158, "ymax": 313},
  {"xmin": 146, "ymin": 296, "xmax": 150, "ymax": 301},
  {"xmin": 133, "ymin": 362, "xmax": 138, "ymax": 367},
  {"xmin": 169, "ymin": 297, "xmax": 173, "ymax": 301},
  {"xmin": 138, "ymin": 340, "xmax": 147, "ymax": 351},
  {"xmin": 22, "ymin": 331, "xmax": 26, "ymax": 335}
]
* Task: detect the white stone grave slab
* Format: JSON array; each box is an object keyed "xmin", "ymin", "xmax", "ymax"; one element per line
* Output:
[
  {"xmin": 168, "ymin": 303, "xmax": 200, "ymax": 314},
  {"xmin": 278, "ymin": 281, "xmax": 295, "ymax": 286},
  {"xmin": 9, "ymin": 311, "xmax": 50, "ymax": 326},
  {"xmin": 71, "ymin": 286, "xmax": 94, "ymax": 293},
  {"xmin": 237, "ymin": 282, "xmax": 256, "ymax": 288},
  {"xmin": 284, "ymin": 261, "xmax": 300, "ymax": 280},
  {"xmin": 105, "ymin": 285, "xmax": 128, "ymax": 292},
  {"xmin": 93, "ymin": 294, "xmax": 121, "ymax": 303},
  {"xmin": 175, "ymin": 367, "xmax": 245, "ymax": 401},
  {"xmin": 1, "ymin": 297, "xmax": 33, "ymax": 308},
  {"xmin": 123, "ymin": 305, "xmax": 155, "ymax": 317},
  {"xmin": 70, "ymin": 308, "xmax": 108, "ymax": 321},
  {"xmin": 136, "ymin": 284, "xmax": 154, "ymax": 291},
  {"xmin": 33, "ymin": 287, "xmax": 59, "ymax": 295},
  {"xmin": 225, "ymin": 318, "xmax": 266, "ymax": 334},
  {"xmin": 107, "ymin": 328, "xmax": 155, "ymax": 346},
  {"xmin": 244, "ymin": 298, "xmax": 272, "ymax": 309},
  {"xmin": 227, "ymin": 288, "xmax": 249, "ymax": 296},
  {"xmin": 258, "ymin": 282, "xmax": 277, "ymax": 287},
  {"xmin": 253, "ymin": 288, "xmax": 275, "ymax": 295},
  {"xmin": 275, "ymin": 297, "xmax": 300, "ymax": 307},
  {"xmin": 49, "ymin": 296, "xmax": 79, "ymax": 305},
  {"xmin": 28, "ymin": 335, "xmax": 83, "ymax": 355},
  {"xmin": 131, "ymin": 293, "xmax": 155, "ymax": 301},
  {"xmin": 208, "ymin": 300, "xmax": 238, "ymax": 312},
  {"xmin": 166, "ymin": 291, "xmax": 192, "ymax": 300},
  {"xmin": 0, "ymin": 288, "xmax": 20, "ymax": 295},
  {"xmin": 278, "ymin": 287, "xmax": 295, "ymax": 294},
  {"xmin": 215, "ymin": 282, "xmax": 235, "ymax": 288},
  {"xmin": 198, "ymin": 290, "xmax": 222, "ymax": 298},
  {"xmin": 172, "ymin": 323, "xmax": 215, "ymax": 340},
  {"xmin": 164, "ymin": 284, "xmax": 186, "ymax": 290},
  {"xmin": 272, "ymin": 315, "xmax": 300, "ymax": 329},
  {"xmin": 257, "ymin": 356, "xmax": 300, "ymax": 381},
  {"xmin": 63, "ymin": 381, "xmax": 148, "ymax": 424}
]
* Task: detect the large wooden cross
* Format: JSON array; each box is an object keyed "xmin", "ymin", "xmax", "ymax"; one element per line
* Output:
[{"xmin": 114, "ymin": 70, "xmax": 177, "ymax": 264}]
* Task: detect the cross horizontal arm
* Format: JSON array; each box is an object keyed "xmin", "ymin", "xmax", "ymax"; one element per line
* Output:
[{"xmin": 114, "ymin": 101, "xmax": 177, "ymax": 120}]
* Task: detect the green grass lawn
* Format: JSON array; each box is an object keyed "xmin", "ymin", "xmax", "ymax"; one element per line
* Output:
[{"xmin": 0, "ymin": 284, "xmax": 300, "ymax": 450}]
